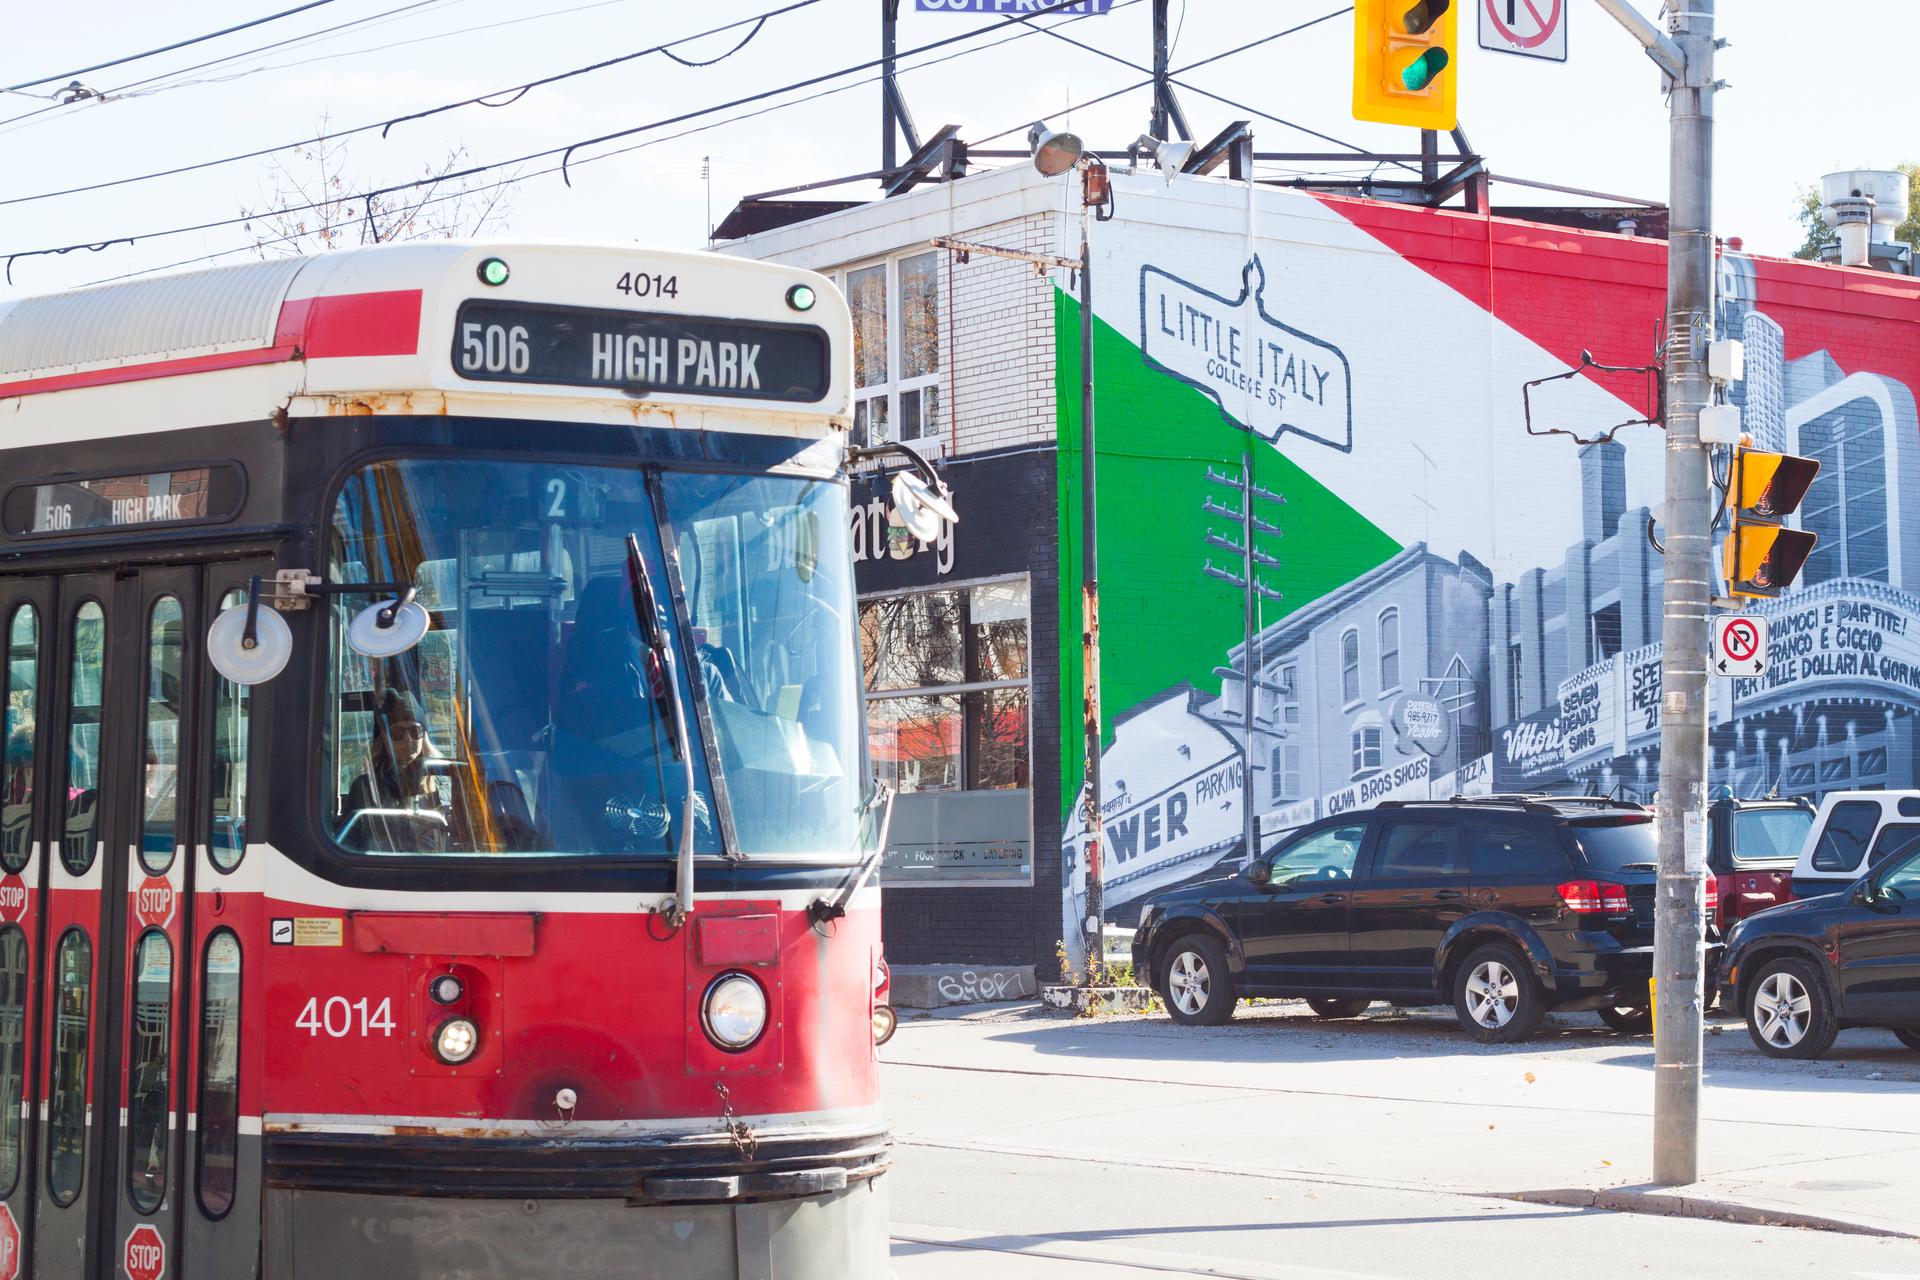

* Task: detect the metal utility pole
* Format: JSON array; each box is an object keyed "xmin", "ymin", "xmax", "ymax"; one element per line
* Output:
[
  {"xmin": 928, "ymin": 157, "xmax": 1108, "ymax": 982},
  {"xmin": 1593, "ymin": 0, "xmax": 1715, "ymax": 1186},
  {"xmin": 1076, "ymin": 191, "xmax": 1106, "ymax": 984}
]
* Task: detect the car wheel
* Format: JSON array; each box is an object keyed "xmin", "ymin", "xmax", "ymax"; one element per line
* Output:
[
  {"xmin": 1744, "ymin": 957, "xmax": 1839, "ymax": 1060},
  {"xmin": 1598, "ymin": 1003, "xmax": 1652, "ymax": 1035},
  {"xmin": 1158, "ymin": 935, "xmax": 1236, "ymax": 1026},
  {"xmin": 1306, "ymin": 997, "xmax": 1372, "ymax": 1019},
  {"xmin": 1452, "ymin": 943, "xmax": 1547, "ymax": 1044},
  {"xmin": 1891, "ymin": 1028, "xmax": 1920, "ymax": 1052}
]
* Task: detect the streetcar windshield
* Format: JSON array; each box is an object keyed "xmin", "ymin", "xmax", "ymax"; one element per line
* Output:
[{"xmin": 323, "ymin": 456, "xmax": 860, "ymax": 860}]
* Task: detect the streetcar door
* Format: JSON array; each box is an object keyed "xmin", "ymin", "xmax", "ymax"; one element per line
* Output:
[
  {"xmin": 0, "ymin": 577, "xmax": 53, "ymax": 1279},
  {"xmin": 31, "ymin": 568, "xmax": 200, "ymax": 1280}
]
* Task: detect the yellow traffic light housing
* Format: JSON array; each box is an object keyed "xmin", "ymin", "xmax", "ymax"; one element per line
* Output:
[
  {"xmin": 1353, "ymin": 0, "xmax": 1458, "ymax": 130},
  {"xmin": 1723, "ymin": 449, "xmax": 1820, "ymax": 598}
]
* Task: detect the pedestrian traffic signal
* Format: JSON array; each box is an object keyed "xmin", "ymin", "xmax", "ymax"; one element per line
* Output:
[
  {"xmin": 1723, "ymin": 449, "xmax": 1820, "ymax": 598},
  {"xmin": 1352, "ymin": 0, "xmax": 1458, "ymax": 130}
]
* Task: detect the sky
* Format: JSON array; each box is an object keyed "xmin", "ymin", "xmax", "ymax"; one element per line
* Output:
[{"xmin": 0, "ymin": 0, "xmax": 1904, "ymax": 298}]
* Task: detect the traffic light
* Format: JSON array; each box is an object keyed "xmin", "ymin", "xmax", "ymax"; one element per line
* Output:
[
  {"xmin": 1723, "ymin": 448, "xmax": 1820, "ymax": 598},
  {"xmin": 1352, "ymin": 0, "xmax": 1458, "ymax": 130}
]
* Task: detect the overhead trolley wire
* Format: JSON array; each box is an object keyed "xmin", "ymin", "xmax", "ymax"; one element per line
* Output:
[
  {"xmin": 3, "ymin": 0, "xmax": 1130, "ymax": 277},
  {"xmin": 3, "ymin": 0, "xmax": 342, "ymax": 93},
  {"xmin": 1, "ymin": 0, "xmax": 822, "ymax": 209},
  {"xmin": 0, "ymin": 0, "xmax": 461, "ymax": 132},
  {"xmin": 71, "ymin": 0, "xmax": 1141, "ymax": 288}
]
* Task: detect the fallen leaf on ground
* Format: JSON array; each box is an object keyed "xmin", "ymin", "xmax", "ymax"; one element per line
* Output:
[{"xmin": 1524, "ymin": 1072, "xmax": 1537, "ymax": 1084}]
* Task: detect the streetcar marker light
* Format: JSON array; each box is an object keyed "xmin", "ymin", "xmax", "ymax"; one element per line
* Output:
[
  {"xmin": 785, "ymin": 284, "xmax": 817, "ymax": 312},
  {"xmin": 477, "ymin": 257, "xmax": 511, "ymax": 287},
  {"xmin": 429, "ymin": 974, "xmax": 464, "ymax": 1005},
  {"xmin": 433, "ymin": 1017, "xmax": 480, "ymax": 1064},
  {"xmin": 701, "ymin": 973, "xmax": 769, "ymax": 1051}
]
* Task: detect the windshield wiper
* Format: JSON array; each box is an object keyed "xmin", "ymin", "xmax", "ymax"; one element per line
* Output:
[
  {"xmin": 627, "ymin": 532, "xmax": 699, "ymax": 926},
  {"xmin": 809, "ymin": 786, "xmax": 896, "ymax": 927}
]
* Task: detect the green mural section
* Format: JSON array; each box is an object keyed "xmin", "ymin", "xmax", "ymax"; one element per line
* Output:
[{"xmin": 1055, "ymin": 288, "xmax": 1403, "ymax": 818}]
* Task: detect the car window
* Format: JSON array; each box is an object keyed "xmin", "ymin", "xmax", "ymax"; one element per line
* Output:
[
  {"xmin": 1867, "ymin": 823, "xmax": 1920, "ymax": 869},
  {"xmin": 1569, "ymin": 818, "xmax": 1659, "ymax": 873},
  {"xmin": 1731, "ymin": 809, "xmax": 1812, "ymax": 864},
  {"xmin": 1468, "ymin": 822, "xmax": 1561, "ymax": 877},
  {"xmin": 1879, "ymin": 848, "xmax": 1920, "ymax": 900},
  {"xmin": 1372, "ymin": 821, "xmax": 1466, "ymax": 880},
  {"xmin": 1269, "ymin": 824, "xmax": 1365, "ymax": 887},
  {"xmin": 1811, "ymin": 801, "xmax": 1882, "ymax": 872}
]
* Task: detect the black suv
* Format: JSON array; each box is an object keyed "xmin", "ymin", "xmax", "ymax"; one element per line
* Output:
[
  {"xmin": 1722, "ymin": 836, "xmax": 1920, "ymax": 1059},
  {"xmin": 1132, "ymin": 796, "xmax": 1718, "ymax": 1043}
]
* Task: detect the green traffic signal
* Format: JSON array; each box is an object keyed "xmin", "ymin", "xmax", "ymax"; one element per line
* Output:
[
  {"xmin": 1400, "ymin": 0, "xmax": 1448, "ymax": 35},
  {"xmin": 1400, "ymin": 47, "xmax": 1449, "ymax": 91}
]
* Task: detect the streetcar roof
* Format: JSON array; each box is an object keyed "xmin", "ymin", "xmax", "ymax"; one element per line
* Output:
[{"xmin": 0, "ymin": 241, "xmax": 851, "ymax": 431}]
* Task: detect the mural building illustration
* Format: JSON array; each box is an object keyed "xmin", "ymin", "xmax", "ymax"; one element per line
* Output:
[{"xmin": 1055, "ymin": 178, "xmax": 1920, "ymax": 948}]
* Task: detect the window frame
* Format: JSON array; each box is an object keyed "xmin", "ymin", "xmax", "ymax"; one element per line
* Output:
[
  {"xmin": 1339, "ymin": 628, "xmax": 1361, "ymax": 707},
  {"xmin": 836, "ymin": 250, "xmax": 945, "ymax": 454},
  {"xmin": 858, "ymin": 573, "xmax": 1033, "ymax": 888},
  {"xmin": 1376, "ymin": 607, "xmax": 1401, "ymax": 695}
]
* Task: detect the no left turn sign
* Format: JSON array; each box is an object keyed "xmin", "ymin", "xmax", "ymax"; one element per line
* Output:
[
  {"xmin": 1480, "ymin": 0, "xmax": 1567, "ymax": 61},
  {"xmin": 1713, "ymin": 614, "xmax": 1769, "ymax": 679}
]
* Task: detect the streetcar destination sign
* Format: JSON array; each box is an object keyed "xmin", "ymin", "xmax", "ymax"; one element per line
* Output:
[
  {"xmin": 3, "ymin": 464, "xmax": 245, "ymax": 539},
  {"xmin": 452, "ymin": 300, "xmax": 830, "ymax": 402}
]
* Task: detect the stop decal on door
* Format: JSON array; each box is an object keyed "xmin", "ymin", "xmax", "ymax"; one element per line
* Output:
[
  {"xmin": 0, "ymin": 1202, "xmax": 19, "ymax": 1280},
  {"xmin": 125, "ymin": 1223, "xmax": 165, "ymax": 1280}
]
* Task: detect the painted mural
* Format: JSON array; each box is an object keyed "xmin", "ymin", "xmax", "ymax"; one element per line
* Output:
[{"xmin": 1056, "ymin": 177, "xmax": 1920, "ymax": 956}]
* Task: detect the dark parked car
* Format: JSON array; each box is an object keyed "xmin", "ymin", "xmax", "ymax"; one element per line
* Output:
[
  {"xmin": 1132, "ymin": 795, "xmax": 1719, "ymax": 1043},
  {"xmin": 1723, "ymin": 836, "xmax": 1920, "ymax": 1059}
]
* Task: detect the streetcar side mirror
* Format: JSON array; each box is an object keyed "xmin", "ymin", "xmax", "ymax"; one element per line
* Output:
[{"xmin": 207, "ymin": 579, "xmax": 433, "ymax": 687}]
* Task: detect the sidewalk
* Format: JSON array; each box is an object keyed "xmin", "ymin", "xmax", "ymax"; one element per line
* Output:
[{"xmin": 880, "ymin": 1002, "xmax": 1920, "ymax": 1240}]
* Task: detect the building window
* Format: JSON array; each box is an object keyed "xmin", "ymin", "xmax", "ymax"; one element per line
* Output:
[
  {"xmin": 1507, "ymin": 642, "xmax": 1524, "ymax": 719},
  {"xmin": 860, "ymin": 578, "xmax": 1031, "ymax": 885},
  {"xmin": 1340, "ymin": 629, "xmax": 1360, "ymax": 705},
  {"xmin": 1378, "ymin": 608, "xmax": 1400, "ymax": 692},
  {"xmin": 1350, "ymin": 726, "xmax": 1382, "ymax": 779},
  {"xmin": 1279, "ymin": 664, "xmax": 1299, "ymax": 727},
  {"xmin": 1590, "ymin": 602, "xmax": 1622, "ymax": 663},
  {"xmin": 1269, "ymin": 744, "xmax": 1301, "ymax": 804},
  {"xmin": 843, "ymin": 251, "xmax": 943, "ymax": 450},
  {"xmin": 1799, "ymin": 399, "xmax": 1889, "ymax": 585}
]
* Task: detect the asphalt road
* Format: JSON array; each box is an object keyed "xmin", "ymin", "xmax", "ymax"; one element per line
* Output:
[{"xmin": 883, "ymin": 1000, "xmax": 1920, "ymax": 1280}]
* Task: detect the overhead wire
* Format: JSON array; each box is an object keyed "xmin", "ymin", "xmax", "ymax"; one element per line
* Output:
[
  {"xmin": 5, "ymin": 0, "xmax": 1138, "ymax": 276},
  {"xmin": 72, "ymin": 0, "xmax": 1143, "ymax": 287},
  {"xmin": 3, "ymin": 0, "xmax": 342, "ymax": 93},
  {"xmin": 0, "ymin": 0, "xmax": 464, "ymax": 133},
  {"xmin": 1008, "ymin": 3, "xmax": 1395, "ymax": 163},
  {"xmin": 1, "ymin": 0, "xmax": 822, "ymax": 208}
]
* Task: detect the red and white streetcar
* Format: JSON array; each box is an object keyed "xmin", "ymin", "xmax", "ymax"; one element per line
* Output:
[{"xmin": 0, "ymin": 242, "xmax": 933, "ymax": 1279}]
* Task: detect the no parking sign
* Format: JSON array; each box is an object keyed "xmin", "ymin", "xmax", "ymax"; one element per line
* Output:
[
  {"xmin": 1713, "ymin": 614, "xmax": 1769, "ymax": 679},
  {"xmin": 1479, "ymin": 0, "xmax": 1567, "ymax": 61}
]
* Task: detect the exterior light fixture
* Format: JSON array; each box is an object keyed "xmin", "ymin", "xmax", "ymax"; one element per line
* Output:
[
  {"xmin": 477, "ymin": 256, "xmax": 511, "ymax": 287},
  {"xmin": 785, "ymin": 283, "xmax": 817, "ymax": 312},
  {"xmin": 1028, "ymin": 122, "xmax": 1084, "ymax": 177},
  {"xmin": 1131, "ymin": 133, "xmax": 1195, "ymax": 183},
  {"xmin": 433, "ymin": 1017, "xmax": 481, "ymax": 1064}
]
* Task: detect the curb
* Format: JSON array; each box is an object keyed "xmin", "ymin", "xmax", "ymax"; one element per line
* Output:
[
  {"xmin": 1503, "ymin": 1186, "xmax": 1918, "ymax": 1240},
  {"xmin": 1039, "ymin": 985, "xmax": 1155, "ymax": 1014}
]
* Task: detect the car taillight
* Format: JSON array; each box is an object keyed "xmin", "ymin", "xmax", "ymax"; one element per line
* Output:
[
  {"xmin": 1557, "ymin": 881, "xmax": 1629, "ymax": 916},
  {"xmin": 1704, "ymin": 874, "xmax": 1718, "ymax": 926}
]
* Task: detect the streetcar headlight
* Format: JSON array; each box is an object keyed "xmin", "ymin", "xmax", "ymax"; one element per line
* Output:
[
  {"xmin": 433, "ymin": 1016, "xmax": 481, "ymax": 1064},
  {"xmin": 701, "ymin": 973, "xmax": 768, "ymax": 1051},
  {"xmin": 785, "ymin": 283, "xmax": 817, "ymax": 312}
]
